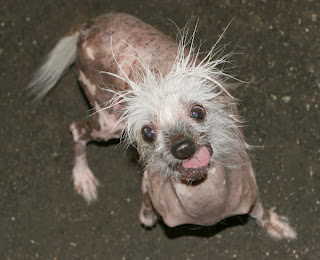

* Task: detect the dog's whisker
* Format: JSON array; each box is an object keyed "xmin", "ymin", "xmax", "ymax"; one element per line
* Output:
[{"xmin": 28, "ymin": 13, "xmax": 296, "ymax": 241}]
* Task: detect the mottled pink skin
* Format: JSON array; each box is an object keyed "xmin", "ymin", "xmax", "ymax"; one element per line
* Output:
[
  {"xmin": 143, "ymin": 163, "xmax": 258, "ymax": 227},
  {"xmin": 76, "ymin": 13, "xmax": 179, "ymax": 108},
  {"xmin": 69, "ymin": 13, "xmax": 296, "ymax": 239},
  {"xmin": 71, "ymin": 14, "xmax": 180, "ymax": 202}
]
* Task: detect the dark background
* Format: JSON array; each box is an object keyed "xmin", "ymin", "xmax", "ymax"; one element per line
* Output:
[{"xmin": 1, "ymin": 0, "xmax": 319, "ymax": 259}]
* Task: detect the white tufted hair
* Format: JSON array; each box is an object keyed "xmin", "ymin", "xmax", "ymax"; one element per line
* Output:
[{"xmin": 100, "ymin": 25, "xmax": 248, "ymax": 178}]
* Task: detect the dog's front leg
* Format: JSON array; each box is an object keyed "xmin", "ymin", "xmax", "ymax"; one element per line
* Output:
[
  {"xmin": 139, "ymin": 170, "xmax": 158, "ymax": 227},
  {"xmin": 249, "ymin": 198, "xmax": 297, "ymax": 239},
  {"xmin": 69, "ymin": 111, "xmax": 123, "ymax": 203}
]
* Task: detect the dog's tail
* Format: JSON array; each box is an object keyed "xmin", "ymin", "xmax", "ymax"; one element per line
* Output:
[{"xmin": 27, "ymin": 32, "xmax": 80, "ymax": 102}]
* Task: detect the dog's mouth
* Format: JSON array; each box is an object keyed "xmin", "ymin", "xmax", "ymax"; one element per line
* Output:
[{"xmin": 176, "ymin": 145, "xmax": 213, "ymax": 181}]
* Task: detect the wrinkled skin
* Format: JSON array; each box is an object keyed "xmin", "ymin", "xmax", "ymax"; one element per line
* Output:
[{"xmin": 66, "ymin": 13, "xmax": 296, "ymax": 239}]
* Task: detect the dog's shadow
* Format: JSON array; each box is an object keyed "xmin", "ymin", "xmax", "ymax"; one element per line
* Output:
[{"xmin": 156, "ymin": 215, "xmax": 250, "ymax": 239}]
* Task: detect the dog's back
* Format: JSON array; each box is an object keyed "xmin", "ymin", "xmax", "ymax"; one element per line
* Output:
[{"xmin": 76, "ymin": 13, "xmax": 179, "ymax": 106}]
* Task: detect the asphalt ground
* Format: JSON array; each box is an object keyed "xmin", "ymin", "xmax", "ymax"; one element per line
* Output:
[{"xmin": 1, "ymin": 0, "xmax": 319, "ymax": 259}]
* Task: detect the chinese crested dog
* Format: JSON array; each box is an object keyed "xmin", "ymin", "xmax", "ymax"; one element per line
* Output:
[{"xmin": 28, "ymin": 13, "xmax": 296, "ymax": 239}]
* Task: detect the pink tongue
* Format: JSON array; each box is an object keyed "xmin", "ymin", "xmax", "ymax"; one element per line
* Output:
[{"xmin": 182, "ymin": 146, "xmax": 211, "ymax": 169}]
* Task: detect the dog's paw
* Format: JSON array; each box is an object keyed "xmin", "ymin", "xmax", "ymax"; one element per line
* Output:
[
  {"xmin": 139, "ymin": 207, "xmax": 158, "ymax": 227},
  {"xmin": 73, "ymin": 163, "xmax": 99, "ymax": 203},
  {"xmin": 262, "ymin": 211, "xmax": 297, "ymax": 240}
]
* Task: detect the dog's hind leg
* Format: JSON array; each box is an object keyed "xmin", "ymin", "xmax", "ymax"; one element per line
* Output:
[
  {"xmin": 69, "ymin": 111, "xmax": 124, "ymax": 203},
  {"xmin": 249, "ymin": 198, "xmax": 297, "ymax": 239}
]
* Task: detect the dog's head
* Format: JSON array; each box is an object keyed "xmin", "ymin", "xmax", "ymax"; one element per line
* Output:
[{"xmin": 108, "ymin": 41, "xmax": 248, "ymax": 182}]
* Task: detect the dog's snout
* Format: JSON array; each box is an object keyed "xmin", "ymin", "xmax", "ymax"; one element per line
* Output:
[{"xmin": 171, "ymin": 136, "xmax": 196, "ymax": 160}]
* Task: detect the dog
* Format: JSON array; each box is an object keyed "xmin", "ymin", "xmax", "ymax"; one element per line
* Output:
[{"xmin": 28, "ymin": 13, "xmax": 296, "ymax": 239}]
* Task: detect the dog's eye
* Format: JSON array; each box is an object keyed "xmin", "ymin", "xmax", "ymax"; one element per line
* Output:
[
  {"xmin": 190, "ymin": 105, "xmax": 205, "ymax": 120},
  {"xmin": 141, "ymin": 125, "xmax": 156, "ymax": 143}
]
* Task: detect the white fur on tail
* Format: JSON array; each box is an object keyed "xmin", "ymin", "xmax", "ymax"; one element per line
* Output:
[{"xmin": 27, "ymin": 32, "xmax": 80, "ymax": 102}]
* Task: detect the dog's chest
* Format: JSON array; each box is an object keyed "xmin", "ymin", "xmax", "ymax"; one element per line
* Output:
[{"xmin": 146, "ymin": 164, "xmax": 258, "ymax": 227}]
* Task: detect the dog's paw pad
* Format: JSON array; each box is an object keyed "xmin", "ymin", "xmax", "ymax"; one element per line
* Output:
[
  {"xmin": 264, "ymin": 212, "xmax": 297, "ymax": 240},
  {"xmin": 73, "ymin": 166, "xmax": 99, "ymax": 203}
]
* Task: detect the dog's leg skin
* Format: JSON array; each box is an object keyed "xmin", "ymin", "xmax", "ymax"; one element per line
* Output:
[
  {"xmin": 69, "ymin": 120, "xmax": 99, "ymax": 203},
  {"xmin": 249, "ymin": 198, "xmax": 297, "ymax": 239},
  {"xmin": 69, "ymin": 112, "xmax": 123, "ymax": 203},
  {"xmin": 71, "ymin": 140, "xmax": 99, "ymax": 203},
  {"xmin": 139, "ymin": 171, "xmax": 158, "ymax": 227}
]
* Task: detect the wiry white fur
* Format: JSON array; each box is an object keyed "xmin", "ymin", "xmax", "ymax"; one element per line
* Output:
[
  {"xmin": 27, "ymin": 32, "xmax": 80, "ymax": 102},
  {"xmin": 102, "ymin": 26, "xmax": 248, "ymax": 179}
]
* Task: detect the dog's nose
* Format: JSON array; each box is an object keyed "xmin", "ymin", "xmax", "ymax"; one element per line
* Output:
[{"xmin": 171, "ymin": 136, "xmax": 196, "ymax": 160}]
